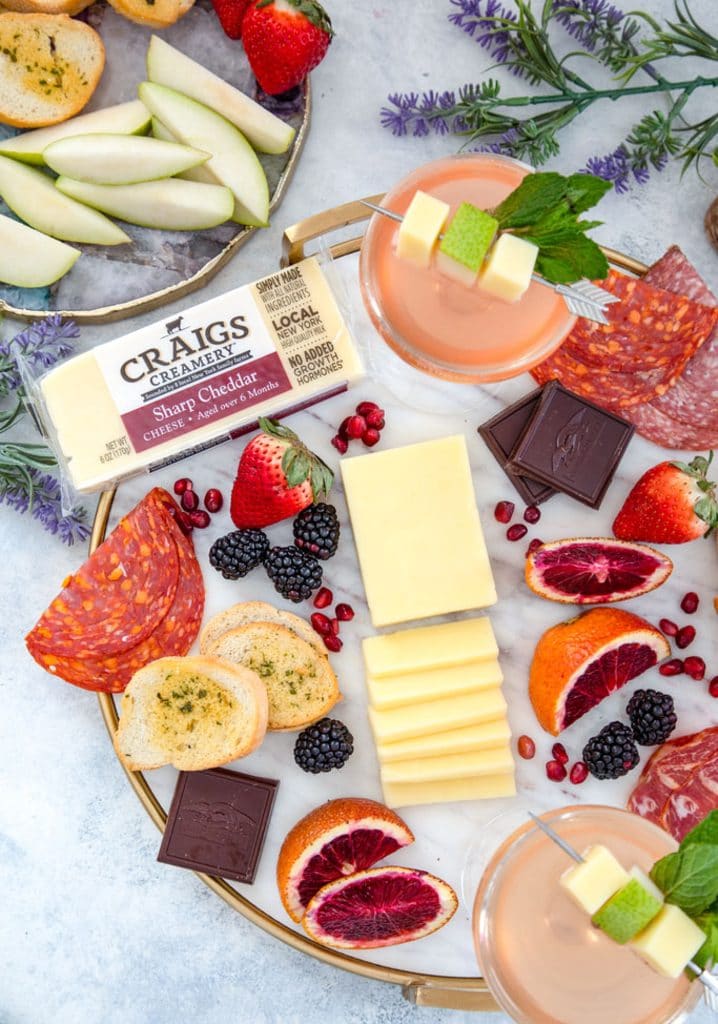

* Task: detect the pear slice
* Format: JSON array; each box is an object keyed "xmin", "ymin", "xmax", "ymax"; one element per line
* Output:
[
  {"xmin": 146, "ymin": 35, "xmax": 295, "ymax": 155},
  {"xmin": 0, "ymin": 155, "xmax": 130, "ymax": 246},
  {"xmin": 0, "ymin": 213, "xmax": 79, "ymax": 287},
  {"xmin": 151, "ymin": 118, "xmax": 216, "ymax": 185},
  {"xmin": 44, "ymin": 134, "xmax": 210, "ymax": 185},
  {"xmin": 138, "ymin": 82, "xmax": 269, "ymax": 227},
  {"xmin": 0, "ymin": 101, "xmax": 151, "ymax": 166},
  {"xmin": 56, "ymin": 176, "xmax": 234, "ymax": 231},
  {"xmin": 592, "ymin": 876, "xmax": 663, "ymax": 944}
]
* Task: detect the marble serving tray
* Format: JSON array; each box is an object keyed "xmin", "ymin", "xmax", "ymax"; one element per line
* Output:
[{"xmin": 0, "ymin": 0, "xmax": 309, "ymax": 324}]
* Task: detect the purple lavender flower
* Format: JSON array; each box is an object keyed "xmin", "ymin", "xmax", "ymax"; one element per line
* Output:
[
  {"xmin": 582, "ymin": 143, "xmax": 667, "ymax": 192},
  {"xmin": 380, "ymin": 91, "xmax": 458, "ymax": 137},
  {"xmin": 448, "ymin": 0, "xmax": 524, "ymax": 75},
  {"xmin": 0, "ymin": 466, "xmax": 89, "ymax": 545},
  {"xmin": 552, "ymin": 0, "xmax": 624, "ymax": 52},
  {"xmin": 0, "ymin": 314, "xmax": 79, "ymax": 393}
]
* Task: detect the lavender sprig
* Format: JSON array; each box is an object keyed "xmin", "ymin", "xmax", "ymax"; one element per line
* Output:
[
  {"xmin": 582, "ymin": 108, "xmax": 679, "ymax": 191},
  {"xmin": 0, "ymin": 456, "xmax": 89, "ymax": 546},
  {"xmin": 0, "ymin": 314, "xmax": 79, "ymax": 396}
]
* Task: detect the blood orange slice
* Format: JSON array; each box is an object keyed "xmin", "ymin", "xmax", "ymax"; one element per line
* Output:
[
  {"xmin": 277, "ymin": 798, "xmax": 414, "ymax": 922},
  {"xmin": 529, "ymin": 608, "xmax": 670, "ymax": 735},
  {"xmin": 302, "ymin": 866, "xmax": 458, "ymax": 949},
  {"xmin": 526, "ymin": 538, "xmax": 673, "ymax": 604}
]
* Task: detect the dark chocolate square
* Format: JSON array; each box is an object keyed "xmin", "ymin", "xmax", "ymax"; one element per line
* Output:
[
  {"xmin": 478, "ymin": 388, "xmax": 556, "ymax": 505},
  {"xmin": 157, "ymin": 767, "xmax": 278, "ymax": 884},
  {"xmin": 507, "ymin": 381, "xmax": 634, "ymax": 509}
]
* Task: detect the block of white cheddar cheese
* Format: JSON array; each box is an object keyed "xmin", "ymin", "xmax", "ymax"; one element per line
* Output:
[
  {"xmin": 342, "ymin": 437, "xmax": 496, "ymax": 627},
  {"xmin": 378, "ymin": 718, "xmax": 512, "ymax": 763},
  {"xmin": 367, "ymin": 658, "xmax": 502, "ymax": 710},
  {"xmin": 368, "ymin": 687, "xmax": 507, "ymax": 745},
  {"xmin": 560, "ymin": 845, "xmax": 630, "ymax": 916},
  {"xmin": 381, "ymin": 744, "xmax": 514, "ymax": 784},
  {"xmin": 363, "ymin": 617, "xmax": 497, "ymax": 681},
  {"xmin": 396, "ymin": 190, "xmax": 450, "ymax": 268},
  {"xmin": 37, "ymin": 257, "xmax": 362, "ymax": 493},
  {"xmin": 383, "ymin": 773, "xmax": 516, "ymax": 809},
  {"xmin": 630, "ymin": 903, "xmax": 705, "ymax": 979},
  {"xmin": 478, "ymin": 232, "xmax": 539, "ymax": 304}
]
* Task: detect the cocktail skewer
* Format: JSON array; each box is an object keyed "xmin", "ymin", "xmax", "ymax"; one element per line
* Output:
[
  {"xmin": 361, "ymin": 200, "xmax": 620, "ymax": 326},
  {"xmin": 527, "ymin": 812, "xmax": 718, "ymax": 1002}
]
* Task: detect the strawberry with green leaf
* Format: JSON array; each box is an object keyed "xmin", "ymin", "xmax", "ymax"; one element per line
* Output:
[
  {"xmin": 613, "ymin": 453, "xmax": 718, "ymax": 544},
  {"xmin": 242, "ymin": 0, "xmax": 334, "ymax": 96},
  {"xmin": 230, "ymin": 417, "xmax": 333, "ymax": 528}
]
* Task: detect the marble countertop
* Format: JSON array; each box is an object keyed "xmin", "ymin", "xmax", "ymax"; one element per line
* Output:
[{"xmin": 3, "ymin": 2, "xmax": 718, "ymax": 1022}]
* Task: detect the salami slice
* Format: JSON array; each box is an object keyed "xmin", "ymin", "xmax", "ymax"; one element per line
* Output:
[
  {"xmin": 530, "ymin": 344, "xmax": 672, "ymax": 411},
  {"xmin": 626, "ymin": 401, "xmax": 718, "ymax": 451},
  {"xmin": 562, "ymin": 270, "xmax": 718, "ymax": 372}
]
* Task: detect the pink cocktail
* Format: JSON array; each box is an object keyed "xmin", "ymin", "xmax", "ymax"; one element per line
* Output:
[
  {"xmin": 359, "ymin": 154, "xmax": 576, "ymax": 383},
  {"xmin": 473, "ymin": 806, "xmax": 701, "ymax": 1024}
]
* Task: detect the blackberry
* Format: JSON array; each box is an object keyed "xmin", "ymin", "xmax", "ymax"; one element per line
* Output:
[
  {"xmin": 209, "ymin": 529, "xmax": 269, "ymax": 579},
  {"xmin": 264, "ymin": 545, "xmax": 322, "ymax": 602},
  {"xmin": 293, "ymin": 503, "xmax": 340, "ymax": 560},
  {"xmin": 583, "ymin": 721, "xmax": 640, "ymax": 780},
  {"xmin": 626, "ymin": 689, "xmax": 677, "ymax": 746},
  {"xmin": 294, "ymin": 718, "xmax": 353, "ymax": 773}
]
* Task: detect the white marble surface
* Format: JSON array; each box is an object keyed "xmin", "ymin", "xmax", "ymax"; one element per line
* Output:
[{"xmin": 3, "ymin": 2, "xmax": 718, "ymax": 1023}]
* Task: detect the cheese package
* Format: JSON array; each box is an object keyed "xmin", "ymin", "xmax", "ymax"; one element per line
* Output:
[{"xmin": 28, "ymin": 257, "xmax": 363, "ymax": 493}]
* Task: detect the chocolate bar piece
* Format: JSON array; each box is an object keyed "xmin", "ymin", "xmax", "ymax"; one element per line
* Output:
[
  {"xmin": 508, "ymin": 381, "xmax": 634, "ymax": 509},
  {"xmin": 158, "ymin": 767, "xmax": 278, "ymax": 884},
  {"xmin": 478, "ymin": 389, "xmax": 556, "ymax": 505}
]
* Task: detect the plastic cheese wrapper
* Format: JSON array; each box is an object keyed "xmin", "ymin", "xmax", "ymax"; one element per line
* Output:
[{"xmin": 22, "ymin": 256, "xmax": 363, "ymax": 496}]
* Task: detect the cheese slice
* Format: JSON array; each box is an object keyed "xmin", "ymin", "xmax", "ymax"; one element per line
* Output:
[
  {"xmin": 382, "ymin": 772, "xmax": 516, "ymax": 808},
  {"xmin": 381, "ymin": 743, "xmax": 514, "ymax": 783},
  {"xmin": 378, "ymin": 718, "xmax": 512, "ymax": 762},
  {"xmin": 342, "ymin": 436, "xmax": 496, "ymax": 627},
  {"xmin": 367, "ymin": 658, "xmax": 502, "ymax": 710},
  {"xmin": 478, "ymin": 232, "xmax": 539, "ymax": 304},
  {"xmin": 363, "ymin": 616, "xmax": 497, "ymax": 678},
  {"xmin": 396, "ymin": 190, "xmax": 450, "ymax": 268},
  {"xmin": 368, "ymin": 687, "xmax": 507, "ymax": 744}
]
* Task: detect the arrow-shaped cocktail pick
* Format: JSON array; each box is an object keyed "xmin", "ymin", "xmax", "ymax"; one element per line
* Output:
[
  {"xmin": 360, "ymin": 200, "xmax": 621, "ymax": 326},
  {"xmin": 527, "ymin": 812, "xmax": 718, "ymax": 1005}
]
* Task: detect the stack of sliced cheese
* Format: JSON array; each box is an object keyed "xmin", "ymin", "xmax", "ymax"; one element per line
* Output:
[{"xmin": 363, "ymin": 617, "xmax": 515, "ymax": 808}]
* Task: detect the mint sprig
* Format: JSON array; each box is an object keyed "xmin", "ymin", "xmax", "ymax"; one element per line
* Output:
[{"xmin": 694, "ymin": 900, "xmax": 718, "ymax": 971}]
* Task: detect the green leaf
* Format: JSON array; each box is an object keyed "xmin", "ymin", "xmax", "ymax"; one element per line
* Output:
[
  {"xmin": 682, "ymin": 810, "xmax": 718, "ymax": 848},
  {"xmin": 529, "ymin": 232, "xmax": 609, "ymax": 284},
  {"xmin": 282, "ymin": 449, "xmax": 311, "ymax": 488},
  {"xmin": 650, "ymin": 845, "xmax": 718, "ymax": 916},
  {"xmin": 565, "ymin": 173, "xmax": 613, "ymax": 214},
  {"xmin": 693, "ymin": 909, "xmax": 718, "ymax": 970},
  {"xmin": 492, "ymin": 172, "xmax": 566, "ymax": 228},
  {"xmin": 693, "ymin": 495, "xmax": 718, "ymax": 527}
]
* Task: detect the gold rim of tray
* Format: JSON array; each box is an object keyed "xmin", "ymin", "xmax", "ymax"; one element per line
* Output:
[{"xmin": 93, "ymin": 204, "xmax": 649, "ymax": 1012}]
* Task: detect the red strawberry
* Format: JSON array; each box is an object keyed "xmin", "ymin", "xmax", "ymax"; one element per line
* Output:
[
  {"xmin": 242, "ymin": 0, "xmax": 333, "ymax": 96},
  {"xmin": 230, "ymin": 417, "xmax": 333, "ymax": 528},
  {"xmin": 211, "ymin": 0, "xmax": 252, "ymax": 39},
  {"xmin": 613, "ymin": 453, "xmax": 718, "ymax": 544}
]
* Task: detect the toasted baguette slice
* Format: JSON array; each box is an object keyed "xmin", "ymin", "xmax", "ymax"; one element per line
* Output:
[
  {"xmin": 1, "ymin": 0, "xmax": 94, "ymax": 14},
  {"xmin": 114, "ymin": 655, "xmax": 268, "ymax": 772},
  {"xmin": 0, "ymin": 13, "xmax": 105, "ymax": 128},
  {"xmin": 106, "ymin": 0, "xmax": 194, "ymax": 28},
  {"xmin": 200, "ymin": 601, "xmax": 326, "ymax": 658},
  {"xmin": 208, "ymin": 623, "xmax": 341, "ymax": 731}
]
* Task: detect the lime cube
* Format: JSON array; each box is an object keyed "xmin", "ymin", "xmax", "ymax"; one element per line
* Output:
[{"xmin": 436, "ymin": 202, "xmax": 498, "ymax": 286}]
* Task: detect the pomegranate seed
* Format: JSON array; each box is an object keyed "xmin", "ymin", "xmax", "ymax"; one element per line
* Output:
[
  {"xmin": 345, "ymin": 415, "xmax": 367, "ymax": 440},
  {"xmin": 676, "ymin": 625, "xmax": 696, "ymax": 649},
  {"xmin": 310, "ymin": 612, "xmax": 332, "ymax": 636},
  {"xmin": 173, "ymin": 477, "xmax": 192, "ymax": 495},
  {"xmin": 338, "ymin": 416, "xmax": 352, "ymax": 440},
  {"xmin": 570, "ymin": 761, "xmax": 589, "ymax": 785},
  {"xmin": 330, "ymin": 618, "xmax": 340, "ymax": 635},
  {"xmin": 365, "ymin": 409, "xmax": 385, "ymax": 430},
  {"xmin": 546, "ymin": 759, "xmax": 567, "ymax": 782},
  {"xmin": 313, "ymin": 587, "xmax": 333, "ymax": 609},
  {"xmin": 335, "ymin": 603, "xmax": 354, "ymax": 621},
  {"xmin": 181, "ymin": 489, "xmax": 199, "ymax": 512},
  {"xmin": 680, "ymin": 592, "xmax": 699, "ymax": 614},
  {"xmin": 709, "ymin": 677, "xmax": 718, "ymax": 698},
  {"xmin": 552, "ymin": 742, "xmax": 569, "ymax": 765},
  {"xmin": 188, "ymin": 509, "xmax": 210, "ymax": 529},
  {"xmin": 323, "ymin": 634, "xmax": 343, "ymax": 653},
  {"xmin": 204, "ymin": 488, "xmax": 223, "ymax": 513},
  {"xmin": 659, "ymin": 658, "xmax": 684, "ymax": 676},
  {"xmin": 356, "ymin": 401, "xmax": 381, "ymax": 417},
  {"xmin": 494, "ymin": 500, "xmax": 514, "ymax": 524},
  {"xmin": 331, "ymin": 434, "xmax": 348, "ymax": 455},
  {"xmin": 517, "ymin": 735, "xmax": 536, "ymax": 759},
  {"xmin": 362, "ymin": 428, "xmax": 381, "ymax": 447},
  {"xmin": 659, "ymin": 618, "xmax": 679, "ymax": 637},
  {"xmin": 684, "ymin": 655, "xmax": 706, "ymax": 680},
  {"xmin": 507, "ymin": 523, "xmax": 528, "ymax": 542},
  {"xmin": 524, "ymin": 505, "xmax": 541, "ymax": 524}
]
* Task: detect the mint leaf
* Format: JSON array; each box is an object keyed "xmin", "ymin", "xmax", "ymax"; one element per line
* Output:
[
  {"xmin": 693, "ymin": 907, "xmax": 718, "ymax": 970},
  {"xmin": 530, "ymin": 233, "xmax": 609, "ymax": 285},
  {"xmin": 565, "ymin": 174, "xmax": 613, "ymax": 214},
  {"xmin": 492, "ymin": 172, "xmax": 566, "ymax": 229},
  {"xmin": 651, "ymin": 845, "xmax": 718, "ymax": 916},
  {"xmin": 681, "ymin": 811, "xmax": 718, "ymax": 848}
]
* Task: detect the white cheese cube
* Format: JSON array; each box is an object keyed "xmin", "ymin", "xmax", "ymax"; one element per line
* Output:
[
  {"xmin": 478, "ymin": 233, "xmax": 539, "ymax": 303},
  {"xmin": 631, "ymin": 903, "xmax": 706, "ymax": 979},
  {"xmin": 396, "ymin": 190, "xmax": 450, "ymax": 268},
  {"xmin": 560, "ymin": 845, "xmax": 630, "ymax": 915}
]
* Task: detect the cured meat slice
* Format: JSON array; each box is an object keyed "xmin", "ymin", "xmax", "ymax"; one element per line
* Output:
[
  {"xmin": 627, "ymin": 727, "xmax": 718, "ymax": 841},
  {"xmin": 27, "ymin": 496, "xmax": 179, "ymax": 658},
  {"xmin": 530, "ymin": 345, "xmax": 673, "ymax": 411},
  {"xmin": 562, "ymin": 270, "xmax": 717, "ymax": 372},
  {"xmin": 626, "ymin": 402, "xmax": 718, "ymax": 451}
]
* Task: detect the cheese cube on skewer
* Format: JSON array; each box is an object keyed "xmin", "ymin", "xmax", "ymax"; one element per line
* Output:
[
  {"xmin": 396, "ymin": 190, "xmax": 450, "ymax": 268},
  {"xmin": 559, "ymin": 845, "xmax": 630, "ymax": 915},
  {"xmin": 630, "ymin": 903, "xmax": 706, "ymax": 979},
  {"xmin": 478, "ymin": 232, "xmax": 539, "ymax": 303}
]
